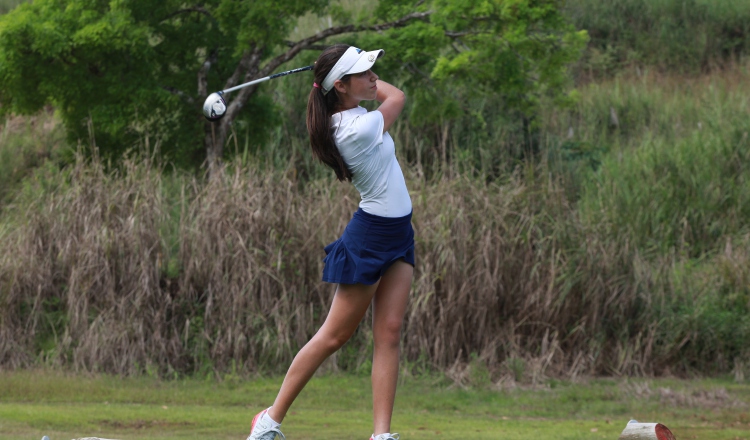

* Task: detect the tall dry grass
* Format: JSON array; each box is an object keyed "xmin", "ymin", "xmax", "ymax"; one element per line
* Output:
[
  {"xmin": 2, "ymin": 146, "xmax": 747, "ymax": 380},
  {"xmin": 0, "ymin": 152, "xmax": 361, "ymax": 376}
]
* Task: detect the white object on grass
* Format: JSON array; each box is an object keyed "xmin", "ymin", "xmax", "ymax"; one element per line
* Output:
[
  {"xmin": 73, "ymin": 437, "xmax": 122, "ymax": 440},
  {"xmin": 618, "ymin": 420, "xmax": 676, "ymax": 440}
]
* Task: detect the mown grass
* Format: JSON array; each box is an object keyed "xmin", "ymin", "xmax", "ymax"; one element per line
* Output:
[{"xmin": 0, "ymin": 370, "xmax": 748, "ymax": 440}]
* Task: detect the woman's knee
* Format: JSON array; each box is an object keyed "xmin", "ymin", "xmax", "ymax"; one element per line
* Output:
[
  {"xmin": 374, "ymin": 318, "xmax": 403, "ymax": 348},
  {"xmin": 315, "ymin": 329, "xmax": 354, "ymax": 353}
]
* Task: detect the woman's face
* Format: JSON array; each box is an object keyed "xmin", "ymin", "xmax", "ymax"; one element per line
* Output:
[{"xmin": 335, "ymin": 69, "xmax": 379, "ymax": 106}]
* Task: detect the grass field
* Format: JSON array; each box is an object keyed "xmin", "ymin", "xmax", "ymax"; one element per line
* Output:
[{"xmin": 0, "ymin": 371, "xmax": 748, "ymax": 440}]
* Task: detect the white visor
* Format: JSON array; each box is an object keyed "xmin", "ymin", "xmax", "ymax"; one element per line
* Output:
[{"xmin": 321, "ymin": 46, "xmax": 385, "ymax": 94}]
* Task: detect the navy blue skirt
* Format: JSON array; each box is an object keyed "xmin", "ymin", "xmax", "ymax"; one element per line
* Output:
[{"xmin": 322, "ymin": 208, "xmax": 415, "ymax": 285}]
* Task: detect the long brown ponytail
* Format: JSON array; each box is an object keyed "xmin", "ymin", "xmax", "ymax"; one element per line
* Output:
[{"xmin": 307, "ymin": 44, "xmax": 353, "ymax": 182}]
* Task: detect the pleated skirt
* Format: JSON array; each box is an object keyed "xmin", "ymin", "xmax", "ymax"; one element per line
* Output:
[{"xmin": 322, "ymin": 208, "xmax": 415, "ymax": 285}]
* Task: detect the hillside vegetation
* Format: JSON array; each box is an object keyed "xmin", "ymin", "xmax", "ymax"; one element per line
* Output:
[{"xmin": 0, "ymin": 0, "xmax": 749, "ymax": 380}]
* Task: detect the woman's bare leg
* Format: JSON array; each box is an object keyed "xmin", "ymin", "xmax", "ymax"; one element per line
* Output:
[
  {"xmin": 267, "ymin": 281, "xmax": 379, "ymax": 422},
  {"xmin": 371, "ymin": 260, "xmax": 413, "ymax": 435}
]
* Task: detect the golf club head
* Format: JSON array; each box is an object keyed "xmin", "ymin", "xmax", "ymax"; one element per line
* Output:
[{"xmin": 203, "ymin": 92, "xmax": 227, "ymax": 121}]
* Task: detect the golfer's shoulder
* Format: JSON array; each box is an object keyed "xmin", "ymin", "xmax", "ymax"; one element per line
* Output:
[
  {"xmin": 351, "ymin": 110, "xmax": 384, "ymax": 144},
  {"xmin": 335, "ymin": 107, "xmax": 382, "ymax": 143}
]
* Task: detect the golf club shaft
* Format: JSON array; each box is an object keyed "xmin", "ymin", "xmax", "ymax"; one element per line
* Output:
[{"xmin": 221, "ymin": 65, "xmax": 314, "ymax": 94}]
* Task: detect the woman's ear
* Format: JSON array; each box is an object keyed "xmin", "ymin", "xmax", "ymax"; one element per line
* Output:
[{"xmin": 333, "ymin": 79, "xmax": 348, "ymax": 94}]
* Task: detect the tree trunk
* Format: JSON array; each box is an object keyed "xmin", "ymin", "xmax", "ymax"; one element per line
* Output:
[{"xmin": 204, "ymin": 119, "xmax": 229, "ymax": 176}]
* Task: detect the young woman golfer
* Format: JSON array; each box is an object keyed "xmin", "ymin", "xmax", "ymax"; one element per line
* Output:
[{"xmin": 245, "ymin": 44, "xmax": 414, "ymax": 440}]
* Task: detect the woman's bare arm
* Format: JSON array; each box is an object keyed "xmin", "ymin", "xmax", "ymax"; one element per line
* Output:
[{"xmin": 375, "ymin": 80, "xmax": 405, "ymax": 133}]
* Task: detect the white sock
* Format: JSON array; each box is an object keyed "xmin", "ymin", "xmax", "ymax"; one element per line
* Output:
[{"xmin": 262, "ymin": 409, "xmax": 281, "ymax": 428}]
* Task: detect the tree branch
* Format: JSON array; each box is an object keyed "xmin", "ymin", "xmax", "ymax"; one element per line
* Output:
[
  {"xmin": 223, "ymin": 44, "xmax": 264, "ymax": 92},
  {"xmin": 197, "ymin": 50, "xmax": 218, "ymax": 98},
  {"xmin": 258, "ymin": 11, "xmax": 433, "ymax": 79},
  {"xmin": 162, "ymin": 6, "xmax": 213, "ymax": 22}
]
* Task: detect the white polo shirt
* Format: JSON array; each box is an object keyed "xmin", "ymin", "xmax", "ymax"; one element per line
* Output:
[{"xmin": 331, "ymin": 106, "xmax": 412, "ymax": 218}]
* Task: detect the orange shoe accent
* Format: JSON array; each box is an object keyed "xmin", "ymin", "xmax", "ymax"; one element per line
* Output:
[{"xmin": 250, "ymin": 409, "xmax": 267, "ymax": 434}]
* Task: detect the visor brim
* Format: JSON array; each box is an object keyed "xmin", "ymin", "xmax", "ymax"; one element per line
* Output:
[{"xmin": 346, "ymin": 49, "xmax": 385, "ymax": 75}]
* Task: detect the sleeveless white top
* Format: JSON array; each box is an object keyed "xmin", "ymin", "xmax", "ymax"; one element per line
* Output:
[{"xmin": 331, "ymin": 106, "xmax": 412, "ymax": 217}]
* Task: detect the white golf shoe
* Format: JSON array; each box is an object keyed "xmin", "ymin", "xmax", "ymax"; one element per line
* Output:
[
  {"xmin": 246, "ymin": 408, "xmax": 285, "ymax": 440},
  {"xmin": 370, "ymin": 433, "xmax": 400, "ymax": 440}
]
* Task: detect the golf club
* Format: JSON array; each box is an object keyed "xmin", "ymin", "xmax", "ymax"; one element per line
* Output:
[{"xmin": 203, "ymin": 65, "xmax": 314, "ymax": 121}]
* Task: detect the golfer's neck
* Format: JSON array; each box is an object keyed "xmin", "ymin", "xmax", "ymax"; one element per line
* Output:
[{"xmin": 336, "ymin": 95, "xmax": 361, "ymax": 112}]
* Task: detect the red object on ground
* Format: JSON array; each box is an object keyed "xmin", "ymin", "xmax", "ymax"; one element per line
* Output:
[{"xmin": 655, "ymin": 423, "xmax": 676, "ymax": 440}]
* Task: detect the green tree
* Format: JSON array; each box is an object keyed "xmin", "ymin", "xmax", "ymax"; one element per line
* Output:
[
  {"xmin": 0, "ymin": 0, "xmax": 586, "ymax": 171},
  {"xmin": 362, "ymin": 0, "xmax": 587, "ymax": 170}
]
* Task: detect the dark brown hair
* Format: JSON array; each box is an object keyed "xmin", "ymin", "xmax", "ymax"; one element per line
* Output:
[{"xmin": 307, "ymin": 44, "xmax": 353, "ymax": 182}]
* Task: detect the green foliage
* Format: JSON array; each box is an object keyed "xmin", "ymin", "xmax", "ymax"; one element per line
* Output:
[
  {"xmin": 652, "ymin": 249, "xmax": 750, "ymax": 374},
  {"xmin": 0, "ymin": 0, "xmax": 306, "ymax": 167},
  {"xmin": 567, "ymin": 0, "xmax": 750, "ymax": 75},
  {"xmin": 338, "ymin": 0, "xmax": 588, "ymax": 177},
  {"xmin": 0, "ymin": 110, "xmax": 66, "ymax": 206},
  {"xmin": 215, "ymin": 0, "xmax": 328, "ymax": 55},
  {"xmin": 428, "ymin": 0, "xmax": 587, "ymax": 110},
  {"xmin": 579, "ymin": 122, "xmax": 750, "ymax": 257},
  {"xmin": 0, "ymin": 0, "xmax": 26, "ymax": 15},
  {"xmin": 0, "ymin": 0, "xmax": 586, "ymax": 168},
  {"xmin": 0, "ymin": 0, "xmax": 191, "ymax": 165},
  {"xmin": 364, "ymin": 0, "xmax": 587, "ymax": 151}
]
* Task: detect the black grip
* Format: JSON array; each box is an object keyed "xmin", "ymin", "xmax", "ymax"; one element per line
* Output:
[{"xmin": 268, "ymin": 65, "xmax": 314, "ymax": 80}]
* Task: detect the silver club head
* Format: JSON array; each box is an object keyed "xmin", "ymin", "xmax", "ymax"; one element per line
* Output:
[{"xmin": 203, "ymin": 92, "xmax": 227, "ymax": 120}]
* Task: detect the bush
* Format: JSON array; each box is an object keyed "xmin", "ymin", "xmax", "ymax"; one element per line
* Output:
[
  {"xmin": 578, "ymin": 121, "xmax": 750, "ymax": 256},
  {"xmin": 0, "ymin": 108, "xmax": 66, "ymax": 207}
]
